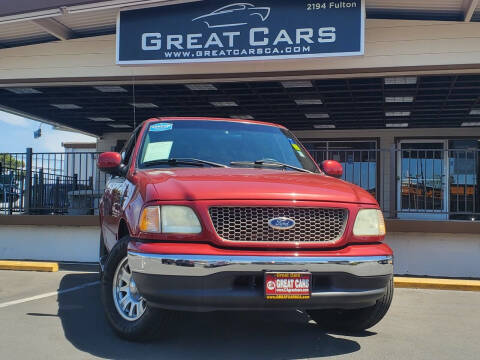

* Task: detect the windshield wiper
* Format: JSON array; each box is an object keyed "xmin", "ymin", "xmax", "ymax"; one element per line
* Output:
[
  {"xmin": 230, "ymin": 159, "xmax": 312, "ymax": 173},
  {"xmin": 143, "ymin": 158, "xmax": 229, "ymax": 168}
]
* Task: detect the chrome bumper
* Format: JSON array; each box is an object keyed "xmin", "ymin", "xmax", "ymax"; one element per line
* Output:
[{"xmin": 128, "ymin": 252, "xmax": 393, "ymax": 278}]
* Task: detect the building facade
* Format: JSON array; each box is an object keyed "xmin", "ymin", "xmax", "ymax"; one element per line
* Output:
[{"xmin": 0, "ymin": 0, "xmax": 480, "ymax": 276}]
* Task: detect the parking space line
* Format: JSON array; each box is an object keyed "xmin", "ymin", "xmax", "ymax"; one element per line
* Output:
[{"xmin": 0, "ymin": 281, "xmax": 100, "ymax": 309}]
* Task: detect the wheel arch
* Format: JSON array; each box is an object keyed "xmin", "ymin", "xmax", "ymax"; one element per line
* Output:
[{"xmin": 117, "ymin": 218, "xmax": 132, "ymax": 240}]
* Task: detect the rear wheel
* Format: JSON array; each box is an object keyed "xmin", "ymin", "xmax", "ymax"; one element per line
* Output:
[
  {"xmin": 307, "ymin": 278, "xmax": 394, "ymax": 332},
  {"xmin": 100, "ymin": 236, "xmax": 170, "ymax": 341}
]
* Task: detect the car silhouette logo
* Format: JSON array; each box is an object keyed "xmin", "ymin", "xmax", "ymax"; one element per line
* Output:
[
  {"xmin": 192, "ymin": 3, "xmax": 271, "ymax": 29},
  {"xmin": 268, "ymin": 217, "xmax": 295, "ymax": 230}
]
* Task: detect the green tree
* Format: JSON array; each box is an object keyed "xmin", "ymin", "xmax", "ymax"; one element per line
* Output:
[{"xmin": 0, "ymin": 154, "xmax": 25, "ymax": 172}]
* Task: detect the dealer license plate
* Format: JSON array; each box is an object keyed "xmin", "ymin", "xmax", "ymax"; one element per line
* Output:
[{"xmin": 265, "ymin": 272, "xmax": 312, "ymax": 300}]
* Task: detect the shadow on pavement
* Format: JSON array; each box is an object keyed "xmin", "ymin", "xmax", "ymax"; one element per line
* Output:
[
  {"xmin": 58, "ymin": 273, "xmax": 366, "ymax": 360},
  {"xmin": 58, "ymin": 263, "xmax": 100, "ymax": 273}
]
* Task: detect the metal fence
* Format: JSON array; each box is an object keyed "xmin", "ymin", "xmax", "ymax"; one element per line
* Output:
[
  {"xmin": 0, "ymin": 149, "xmax": 108, "ymax": 215},
  {"xmin": 1, "ymin": 147, "xmax": 478, "ymax": 220},
  {"xmin": 310, "ymin": 148, "xmax": 480, "ymax": 221}
]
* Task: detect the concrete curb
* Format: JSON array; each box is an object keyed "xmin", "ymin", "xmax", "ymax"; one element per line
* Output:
[
  {"xmin": 0, "ymin": 261, "xmax": 59, "ymax": 272},
  {"xmin": 394, "ymin": 277, "xmax": 480, "ymax": 291}
]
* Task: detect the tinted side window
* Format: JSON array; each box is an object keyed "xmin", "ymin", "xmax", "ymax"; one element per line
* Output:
[{"xmin": 120, "ymin": 125, "xmax": 142, "ymax": 166}]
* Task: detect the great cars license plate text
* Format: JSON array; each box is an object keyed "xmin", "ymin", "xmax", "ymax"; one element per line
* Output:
[{"xmin": 265, "ymin": 272, "xmax": 311, "ymax": 300}]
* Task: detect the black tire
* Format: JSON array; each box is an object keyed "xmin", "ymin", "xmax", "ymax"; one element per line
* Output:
[
  {"xmin": 307, "ymin": 278, "xmax": 394, "ymax": 332},
  {"xmin": 100, "ymin": 235, "xmax": 170, "ymax": 341}
]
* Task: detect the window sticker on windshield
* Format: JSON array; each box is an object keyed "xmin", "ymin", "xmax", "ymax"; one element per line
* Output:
[
  {"xmin": 288, "ymin": 138, "xmax": 306, "ymax": 158},
  {"xmin": 292, "ymin": 143, "xmax": 301, "ymax": 151},
  {"xmin": 143, "ymin": 141, "xmax": 173, "ymax": 162},
  {"xmin": 150, "ymin": 123, "xmax": 173, "ymax": 132},
  {"xmin": 288, "ymin": 138, "xmax": 302, "ymax": 151}
]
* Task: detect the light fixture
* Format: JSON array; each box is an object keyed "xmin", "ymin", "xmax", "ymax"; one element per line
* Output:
[
  {"xmin": 230, "ymin": 115, "xmax": 254, "ymax": 119},
  {"xmin": 186, "ymin": 84, "xmax": 217, "ymax": 91},
  {"xmin": 295, "ymin": 99, "xmax": 323, "ymax": 105},
  {"xmin": 384, "ymin": 76, "xmax": 417, "ymax": 85},
  {"xmin": 108, "ymin": 124, "xmax": 131, "ymax": 128},
  {"xmin": 51, "ymin": 104, "xmax": 82, "ymax": 109},
  {"xmin": 281, "ymin": 81, "xmax": 313, "ymax": 88},
  {"xmin": 469, "ymin": 109, "xmax": 480, "ymax": 115},
  {"xmin": 385, "ymin": 96, "xmax": 414, "ymax": 103},
  {"xmin": 313, "ymin": 124, "xmax": 335, "ymax": 129},
  {"xmin": 210, "ymin": 101, "xmax": 238, "ymax": 107},
  {"xmin": 5, "ymin": 88, "xmax": 42, "ymax": 94},
  {"xmin": 88, "ymin": 117, "xmax": 114, "ymax": 122},
  {"xmin": 130, "ymin": 103, "xmax": 158, "ymax": 108},
  {"xmin": 386, "ymin": 123, "xmax": 409, "ymax": 128},
  {"xmin": 306, "ymin": 113, "xmax": 330, "ymax": 119},
  {"xmin": 461, "ymin": 122, "xmax": 480, "ymax": 127},
  {"xmin": 94, "ymin": 86, "xmax": 127, "ymax": 93},
  {"xmin": 385, "ymin": 111, "xmax": 411, "ymax": 117}
]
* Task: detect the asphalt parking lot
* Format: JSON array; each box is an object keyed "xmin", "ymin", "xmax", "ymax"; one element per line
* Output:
[{"xmin": 1, "ymin": 268, "xmax": 480, "ymax": 360}]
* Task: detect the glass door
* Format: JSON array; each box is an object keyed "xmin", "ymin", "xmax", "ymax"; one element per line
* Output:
[{"xmin": 397, "ymin": 140, "xmax": 448, "ymax": 220}]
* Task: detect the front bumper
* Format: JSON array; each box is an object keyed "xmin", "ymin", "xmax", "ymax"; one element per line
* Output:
[{"xmin": 128, "ymin": 251, "xmax": 393, "ymax": 312}]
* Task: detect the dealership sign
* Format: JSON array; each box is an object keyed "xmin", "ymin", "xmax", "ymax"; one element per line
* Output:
[{"xmin": 117, "ymin": 0, "xmax": 365, "ymax": 64}]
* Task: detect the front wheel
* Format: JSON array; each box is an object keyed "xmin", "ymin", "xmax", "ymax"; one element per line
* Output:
[
  {"xmin": 100, "ymin": 236, "xmax": 170, "ymax": 341},
  {"xmin": 307, "ymin": 278, "xmax": 394, "ymax": 332}
]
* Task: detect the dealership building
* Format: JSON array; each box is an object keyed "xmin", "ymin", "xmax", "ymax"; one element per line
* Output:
[{"xmin": 0, "ymin": 0, "xmax": 480, "ymax": 277}]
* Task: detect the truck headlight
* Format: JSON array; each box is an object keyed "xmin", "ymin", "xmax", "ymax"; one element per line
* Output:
[
  {"xmin": 353, "ymin": 209, "xmax": 386, "ymax": 236},
  {"xmin": 139, "ymin": 206, "xmax": 201, "ymax": 234},
  {"xmin": 161, "ymin": 205, "xmax": 202, "ymax": 234}
]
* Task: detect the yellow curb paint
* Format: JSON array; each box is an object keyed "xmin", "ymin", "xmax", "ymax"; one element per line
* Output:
[
  {"xmin": 0, "ymin": 261, "xmax": 59, "ymax": 272},
  {"xmin": 394, "ymin": 277, "xmax": 480, "ymax": 291}
]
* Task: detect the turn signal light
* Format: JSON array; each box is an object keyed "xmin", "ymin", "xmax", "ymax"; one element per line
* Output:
[{"xmin": 139, "ymin": 206, "xmax": 161, "ymax": 233}]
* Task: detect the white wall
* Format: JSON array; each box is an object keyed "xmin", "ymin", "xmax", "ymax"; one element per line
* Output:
[
  {"xmin": 386, "ymin": 232, "xmax": 480, "ymax": 278},
  {"xmin": 0, "ymin": 225, "xmax": 99, "ymax": 262}
]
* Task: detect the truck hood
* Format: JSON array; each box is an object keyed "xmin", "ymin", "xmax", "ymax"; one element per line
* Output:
[{"xmin": 136, "ymin": 168, "xmax": 377, "ymax": 205}]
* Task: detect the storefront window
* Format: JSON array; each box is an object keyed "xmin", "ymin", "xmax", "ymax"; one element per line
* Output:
[
  {"xmin": 398, "ymin": 141, "xmax": 446, "ymax": 219},
  {"xmin": 397, "ymin": 139, "xmax": 479, "ymax": 221},
  {"xmin": 448, "ymin": 140, "xmax": 479, "ymax": 220},
  {"xmin": 303, "ymin": 141, "xmax": 378, "ymax": 198}
]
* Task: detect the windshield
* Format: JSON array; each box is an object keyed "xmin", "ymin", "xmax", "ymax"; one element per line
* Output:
[{"xmin": 137, "ymin": 120, "xmax": 319, "ymax": 173}]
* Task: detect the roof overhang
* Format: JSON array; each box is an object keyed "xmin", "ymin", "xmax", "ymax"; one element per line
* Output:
[{"xmin": 1, "ymin": 74, "xmax": 480, "ymax": 136}]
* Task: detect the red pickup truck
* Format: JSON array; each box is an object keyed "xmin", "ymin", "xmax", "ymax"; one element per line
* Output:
[{"xmin": 98, "ymin": 117, "xmax": 393, "ymax": 340}]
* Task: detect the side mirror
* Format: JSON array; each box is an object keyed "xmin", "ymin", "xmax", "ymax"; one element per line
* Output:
[
  {"xmin": 321, "ymin": 160, "xmax": 343, "ymax": 178},
  {"xmin": 97, "ymin": 152, "xmax": 122, "ymax": 175}
]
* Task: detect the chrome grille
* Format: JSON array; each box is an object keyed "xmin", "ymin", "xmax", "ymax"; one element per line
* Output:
[{"xmin": 209, "ymin": 207, "xmax": 348, "ymax": 243}]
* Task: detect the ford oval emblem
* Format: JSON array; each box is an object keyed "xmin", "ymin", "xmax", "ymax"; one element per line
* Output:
[{"xmin": 268, "ymin": 217, "xmax": 295, "ymax": 230}]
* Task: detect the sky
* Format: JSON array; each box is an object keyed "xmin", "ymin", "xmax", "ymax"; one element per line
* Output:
[{"xmin": 0, "ymin": 110, "xmax": 96, "ymax": 153}]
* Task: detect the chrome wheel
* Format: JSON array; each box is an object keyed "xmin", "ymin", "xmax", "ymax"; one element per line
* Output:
[{"xmin": 112, "ymin": 256, "xmax": 147, "ymax": 321}]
